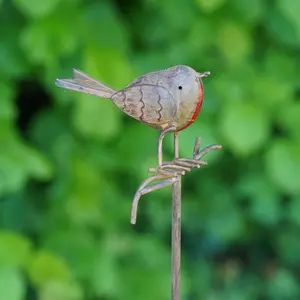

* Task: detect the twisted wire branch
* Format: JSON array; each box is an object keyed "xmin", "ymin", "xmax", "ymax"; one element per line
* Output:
[{"xmin": 130, "ymin": 137, "xmax": 222, "ymax": 224}]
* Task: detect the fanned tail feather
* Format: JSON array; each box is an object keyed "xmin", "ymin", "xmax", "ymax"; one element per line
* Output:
[{"xmin": 55, "ymin": 69, "xmax": 117, "ymax": 99}]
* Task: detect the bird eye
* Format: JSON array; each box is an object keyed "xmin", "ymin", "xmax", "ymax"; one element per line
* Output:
[{"xmin": 178, "ymin": 86, "xmax": 182, "ymax": 90}]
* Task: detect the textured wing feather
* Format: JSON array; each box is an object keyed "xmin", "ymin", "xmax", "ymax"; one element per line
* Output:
[{"xmin": 111, "ymin": 84, "xmax": 176, "ymax": 126}]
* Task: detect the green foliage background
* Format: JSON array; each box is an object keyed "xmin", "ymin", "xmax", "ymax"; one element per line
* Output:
[{"xmin": 1, "ymin": 0, "xmax": 300, "ymax": 299}]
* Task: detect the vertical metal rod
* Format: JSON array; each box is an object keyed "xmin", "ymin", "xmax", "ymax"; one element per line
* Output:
[
  {"xmin": 171, "ymin": 177, "xmax": 181, "ymax": 300},
  {"xmin": 172, "ymin": 131, "xmax": 181, "ymax": 300}
]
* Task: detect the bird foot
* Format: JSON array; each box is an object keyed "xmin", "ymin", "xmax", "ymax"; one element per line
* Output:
[
  {"xmin": 173, "ymin": 158, "xmax": 207, "ymax": 169},
  {"xmin": 149, "ymin": 164, "xmax": 187, "ymax": 176},
  {"xmin": 130, "ymin": 138, "xmax": 222, "ymax": 224},
  {"xmin": 148, "ymin": 157, "xmax": 208, "ymax": 177}
]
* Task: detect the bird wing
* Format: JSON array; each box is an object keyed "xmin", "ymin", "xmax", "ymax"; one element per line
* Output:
[{"xmin": 111, "ymin": 84, "xmax": 176, "ymax": 126}]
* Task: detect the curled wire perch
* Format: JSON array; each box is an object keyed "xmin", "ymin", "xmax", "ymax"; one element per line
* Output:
[{"xmin": 130, "ymin": 137, "xmax": 222, "ymax": 224}]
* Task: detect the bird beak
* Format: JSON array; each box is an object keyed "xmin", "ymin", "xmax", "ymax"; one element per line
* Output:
[{"xmin": 197, "ymin": 71, "xmax": 211, "ymax": 78}]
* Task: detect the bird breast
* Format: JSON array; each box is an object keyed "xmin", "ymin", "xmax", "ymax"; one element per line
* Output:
[{"xmin": 175, "ymin": 79, "xmax": 204, "ymax": 131}]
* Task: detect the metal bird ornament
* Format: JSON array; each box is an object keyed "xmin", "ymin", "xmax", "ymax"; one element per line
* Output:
[{"xmin": 56, "ymin": 65, "xmax": 220, "ymax": 223}]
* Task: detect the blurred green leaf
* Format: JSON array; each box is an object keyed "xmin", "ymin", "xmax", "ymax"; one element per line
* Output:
[
  {"xmin": 157, "ymin": 0, "xmax": 195, "ymax": 33},
  {"xmin": 275, "ymin": 228, "xmax": 300, "ymax": 264},
  {"xmin": 43, "ymin": 230, "xmax": 97, "ymax": 280},
  {"xmin": 83, "ymin": 45, "xmax": 135, "ymax": 89},
  {"xmin": 195, "ymin": 0, "xmax": 225, "ymax": 13},
  {"xmin": 220, "ymin": 102, "xmax": 270, "ymax": 155},
  {"xmin": 230, "ymin": 0, "xmax": 266, "ymax": 24},
  {"xmin": 0, "ymin": 31, "xmax": 28, "ymax": 79},
  {"xmin": 118, "ymin": 236, "xmax": 171, "ymax": 300},
  {"xmin": 277, "ymin": 0, "xmax": 300, "ymax": 40},
  {"xmin": 266, "ymin": 269, "xmax": 299, "ymax": 300},
  {"xmin": 265, "ymin": 139, "xmax": 300, "ymax": 194},
  {"xmin": 202, "ymin": 190, "xmax": 244, "ymax": 242},
  {"xmin": 252, "ymin": 75, "xmax": 293, "ymax": 110},
  {"xmin": 205, "ymin": 209, "xmax": 244, "ymax": 242},
  {"xmin": 217, "ymin": 21, "xmax": 252, "ymax": 64},
  {"xmin": 0, "ymin": 268, "xmax": 25, "ymax": 300},
  {"xmin": 0, "ymin": 154, "xmax": 28, "ymax": 196},
  {"xmin": 13, "ymin": 0, "xmax": 61, "ymax": 18},
  {"xmin": 22, "ymin": 144, "xmax": 54, "ymax": 179},
  {"xmin": 0, "ymin": 231, "xmax": 32, "ymax": 267},
  {"xmin": 39, "ymin": 280, "xmax": 83, "ymax": 300},
  {"xmin": 83, "ymin": 1, "xmax": 129, "ymax": 52},
  {"xmin": 237, "ymin": 174, "xmax": 281, "ymax": 225},
  {"xmin": 20, "ymin": 12, "xmax": 79, "ymax": 65},
  {"xmin": 277, "ymin": 102, "xmax": 300, "ymax": 140},
  {"xmin": 20, "ymin": 21, "xmax": 51, "ymax": 64},
  {"xmin": 187, "ymin": 18, "xmax": 217, "ymax": 55},
  {"xmin": 65, "ymin": 155, "xmax": 103, "ymax": 226},
  {"xmin": 0, "ymin": 82, "xmax": 15, "ymax": 120},
  {"xmin": 266, "ymin": 8, "xmax": 299, "ymax": 47},
  {"xmin": 250, "ymin": 189, "xmax": 281, "ymax": 225},
  {"xmin": 91, "ymin": 247, "xmax": 120, "ymax": 298},
  {"xmin": 27, "ymin": 251, "xmax": 71, "ymax": 286},
  {"xmin": 115, "ymin": 122, "xmax": 158, "ymax": 170},
  {"xmin": 263, "ymin": 49, "xmax": 297, "ymax": 83},
  {"xmin": 288, "ymin": 196, "xmax": 300, "ymax": 227},
  {"xmin": 1, "ymin": 0, "xmax": 300, "ymax": 298},
  {"xmin": 1, "ymin": 136, "xmax": 53, "ymax": 195},
  {"xmin": 189, "ymin": 260, "xmax": 212, "ymax": 297},
  {"xmin": 211, "ymin": 63, "xmax": 255, "ymax": 105},
  {"xmin": 72, "ymin": 95, "xmax": 122, "ymax": 141}
]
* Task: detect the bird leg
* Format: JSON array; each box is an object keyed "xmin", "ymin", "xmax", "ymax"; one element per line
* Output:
[
  {"xmin": 156, "ymin": 126, "xmax": 184, "ymax": 177},
  {"xmin": 174, "ymin": 131, "xmax": 179, "ymax": 159},
  {"xmin": 158, "ymin": 126, "xmax": 176, "ymax": 166},
  {"xmin": 156, "ymin": 131, "xmax": 192, "ymax": 174}
]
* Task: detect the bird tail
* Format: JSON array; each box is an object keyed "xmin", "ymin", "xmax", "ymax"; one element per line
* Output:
[{"xmin": 55, "ymin": 69, "xmax": 117, "ymax": 99}]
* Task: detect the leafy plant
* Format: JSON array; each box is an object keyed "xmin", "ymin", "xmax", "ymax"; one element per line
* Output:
[{"xmin": 1, "ymin": 0, "xmax": 300, "ymax": 299}]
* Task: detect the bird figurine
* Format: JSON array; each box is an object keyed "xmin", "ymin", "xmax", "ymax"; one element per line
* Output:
[{"xmin": 56, "ymin": 65, "xmax": 210, "ymax": 176}]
